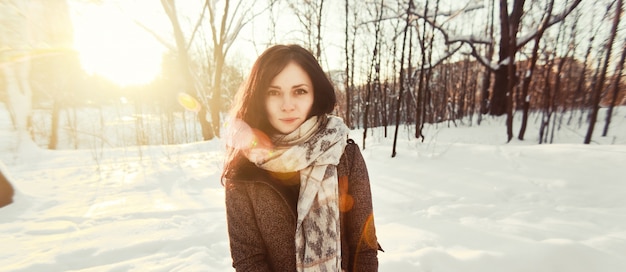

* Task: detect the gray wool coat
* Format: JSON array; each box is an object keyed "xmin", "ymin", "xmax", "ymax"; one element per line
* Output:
[{"xmin": 224, "ymin": 139, "xmax": 380, "ymax": 271}]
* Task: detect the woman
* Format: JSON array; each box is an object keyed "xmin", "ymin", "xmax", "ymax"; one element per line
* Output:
[{"xmin": 222, "ymin": 44, "xmax": 380, "ymax": 271}]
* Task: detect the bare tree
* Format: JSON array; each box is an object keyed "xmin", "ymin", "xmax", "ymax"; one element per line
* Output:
[
  {"xmin": 392, "ymin": 0, "xmax": 414, "ymax": 158},
  {"xmin": 159, "ymin": 0, "xmax": 214, "ymax": 140},
  {"xmin": 154, "ymin": 0, "xmax": 272, "ymax": 139},
  {"xmin": 287, "ymin": 0, "xmax": 326, "ymax": 59},
  {"xmin": 344, "ymin": 0, "xmax": 352, "ymax": 128},
  {"xmin": 414, "ymin": 0, "xmax": 441, "ymax": 140},
  {"xmin": 517, "ymin": 0, "xmax": 555, "ymax": 140},
  {"xmin": 466, "ymin": 0, "xmax": 579, "ymax": 140},
  {"xmin": 397, "ymin": 0, "xmax": 581, "ymax": 141},
  {"xmin": 43, "ymin": 1, "xmax": 75, "ymax": 149},
  {"xmin": 1, "ymin": 0, "xmax": 73, "ymax": 150},
  {"xmin": 207, "ymin": 0, "xmax": 271, "ymax": 136},
  {"xmin": 568, "ymin": 10, "xmax": 598, "ymax": 126},
  {"xmin": 478, "ymin": 0, "xmax": 496, "ymax": 124},
  {"xmin": 362, "ymin": 0, "xmax": 385, "ymax": 149},
  {"xmin": 1, "ymin": 1, "xmax": 35, "ymax": 149},
  {"xmin": 346, "ymin": 1, "xmax": 361, "ymax": 129},
  {"xmin": 602, "ymin": 38, "xmax": 626, "ymax": 137},
  {"xmin": 585, "ymin": 0, "xmax": 622, "ymax": 144}
]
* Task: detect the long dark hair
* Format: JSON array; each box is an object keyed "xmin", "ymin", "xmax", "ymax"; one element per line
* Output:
[{"xmin": 222, "ymin": 44, "xmax": 336, "ymax": 180}]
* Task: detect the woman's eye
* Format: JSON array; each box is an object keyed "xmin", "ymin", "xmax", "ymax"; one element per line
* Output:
[
  {"xmin": 294, "ymin": 89, "xmax": 308, "ymax": 95},
  {"xmin": 267, "ymin": 90, "xmax": 280, "ymax": 96}
]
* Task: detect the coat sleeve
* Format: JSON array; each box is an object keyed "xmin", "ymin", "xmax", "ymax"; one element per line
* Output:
[
  {"xmin": 224, "ymin": 181, "xmax": 273, "ymax": 272},
  {"xmin": 342, "ymin": 141, "xmax": 380, "ymax": 271}
]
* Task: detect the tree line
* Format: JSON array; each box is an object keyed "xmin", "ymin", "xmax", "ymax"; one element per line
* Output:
[
  {"xmin": 1, "ymin": 0, "xmax": 625, "ymax": 155},
  {"xmin": 335, "ymin": 0, "xmax": 625, "ymax": 155}
]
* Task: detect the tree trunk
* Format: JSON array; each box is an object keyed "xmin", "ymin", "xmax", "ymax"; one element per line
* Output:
[
  {"xmin": 602, "ymin": 38, "xmax": 626, "ymax": 137},
  {"xmin": 315, "ymin": 0, "xmax": 325, "ymax": 60},
  {"xmin": 477, "ymin": 0, "xmax": 496, "ymax": 124},
  {"xmin": 585, "ymin": 0, "xmax": 622, "ymax": 144},
  {"xmin": 207, "ymin": 0, "xmax": 231, "ymax": 139},
  {"xmin": 503, "ymin": 0, "xmax": 525, "ymax": 141},
  {"xmin": 415, "ymin": 0, "xmax": 431, "ymax": 139},
  {"xmin": 491, "ymin": 0, "xmax": 525, "ymax": 117},
  {"xmin": 349, "ymin": 12, "xmax": 357, "ymax": 128},
  {"xmin": 211, "ymin": 47, "xmax": 225, "ymax": 136},
  {"xmin": 539, "ymin": 59, "xmax": 553, "ymax": 144},
  {"xmin": 568, "ymin": 35, "xmax": 594, "ymax": 126},
  {"xmin": 519, "ymin": 1, "xmax": 555, "ymax": 140},
  {"xmin": 550, "ymin": 54, "xmax": 568, "ymax": 143},
  {"xmin": 344, "ymin": 0, "xmax": 351, "ymax": 128},
  {"xmin": 362, "ymin": 0, "xmax": 385, "ymax": 149},
  {"xmin": 381, "ymin": 80, "xmax": 388, "ymax": 137},
  {"xmin": 392, "ymin": 0, "xmax": 413, "ymax": 158},
  {"xmin": 48, "ymin": 99, "xmax": 60, "ymax": 149}
]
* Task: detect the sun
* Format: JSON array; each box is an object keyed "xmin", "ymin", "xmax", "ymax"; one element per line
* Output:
[{"xmin": 70, "ymin": 2, "xmax": 165, "ymax": 87}]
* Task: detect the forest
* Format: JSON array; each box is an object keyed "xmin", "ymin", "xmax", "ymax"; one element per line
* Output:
[{"xmin": 1, "ymin": 0, "xmax": 625, "ymax": 156}]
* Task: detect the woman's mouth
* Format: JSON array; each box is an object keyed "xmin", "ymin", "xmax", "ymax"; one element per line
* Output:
[{"xmin": 280, "ymin": 118, "xmax": 298, "ymax": 123}]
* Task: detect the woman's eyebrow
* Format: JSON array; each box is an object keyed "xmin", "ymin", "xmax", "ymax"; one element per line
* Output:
[
  {"xmin": 268, "ymin": 83, "xmax": 309, "ymax": 89},
  {"xmin": 290, "ymin": 84, "xmax": 309, "ymax": 89}
]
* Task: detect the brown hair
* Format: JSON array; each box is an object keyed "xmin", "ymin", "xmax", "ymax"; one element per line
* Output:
[
  {"xmin": 229, "ymin": 44, "xmax": 335, "ymax": 134},
  {"xmin": 222, "ymin": 44, "xmax": 336, "ymax": 181}
]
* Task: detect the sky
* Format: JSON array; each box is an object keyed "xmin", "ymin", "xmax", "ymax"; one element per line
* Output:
[
  {"xmin": 1, "ymin": 102, "xmax": 625, "ymax": 271},
  {"xmin": 65, "ymin": 0, "xmax": 624, "ymax": 90},
  {"xmin": 67, "ymin": 0, "xmax": 351, "ymax": 87}
]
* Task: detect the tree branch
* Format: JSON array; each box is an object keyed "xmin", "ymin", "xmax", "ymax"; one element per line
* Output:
[
  {"xmin": 516, "ymin": 0, "xmax": 583, "ymax": 50},
  {"xmin": 186, "ymin": 0, "xmax": 210, "ymax": 52}
]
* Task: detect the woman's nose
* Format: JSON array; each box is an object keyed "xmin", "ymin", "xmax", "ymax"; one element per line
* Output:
[{"xmin": 280, "ymin": 95, "xmax": 295, "ymax": 111}]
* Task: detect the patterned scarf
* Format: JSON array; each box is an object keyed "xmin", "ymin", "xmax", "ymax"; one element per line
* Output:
[{"xmin": 244, "ymin": 115, "xmax": 348, "ymax": 272}]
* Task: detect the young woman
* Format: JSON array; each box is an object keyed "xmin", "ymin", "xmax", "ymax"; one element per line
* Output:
[{"xmin": 222, "ymin": 44, "xmax": 380, "ymax": 271}]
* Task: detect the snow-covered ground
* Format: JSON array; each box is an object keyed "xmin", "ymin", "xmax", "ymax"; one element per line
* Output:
[{"xmin": 1, "ymin": 104, "xmax": 625, "ymax": 271}]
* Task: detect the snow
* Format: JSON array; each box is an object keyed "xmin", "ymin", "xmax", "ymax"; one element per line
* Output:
[{"xmin": 1, "ymin": 103, "xmax": 626, "ymax": 272}]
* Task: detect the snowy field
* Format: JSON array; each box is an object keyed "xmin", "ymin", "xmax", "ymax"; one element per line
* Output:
[{"xmin": 1, "ymin": 104, "xmax": 625, "ymax": 272}]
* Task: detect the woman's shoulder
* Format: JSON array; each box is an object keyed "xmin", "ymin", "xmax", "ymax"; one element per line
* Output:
[
  {"xmin": 224, "ymin": 156, "xmax": 268, "ymax": 182},
  {"xmin": 338, "ymin": 138, "xmax": 365, "ymax": 175},
  {"xmin": 343, "ymin": 138, "xmax": 362, "ymax": 157}
]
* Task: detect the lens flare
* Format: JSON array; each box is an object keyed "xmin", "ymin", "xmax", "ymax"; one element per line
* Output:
[
  {"xmin": 223, "ymin": 118, "xmax": 274, "ymax": 153},
  {"xmin": 177, "ymin": 92, "xmax": 201, "ymax": 112},
  {"xmin": 362, "ymin": 214, "xmax": 378, "ymax": 249},
  {"xmin": 339, "ymin": 176, "xmax": 354, "ymax": 212}
]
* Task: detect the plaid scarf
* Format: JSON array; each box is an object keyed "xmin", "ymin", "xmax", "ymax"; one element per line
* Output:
[{"xmin": 245, "ymin": 115, "xmax": 348, "ymax": 271}]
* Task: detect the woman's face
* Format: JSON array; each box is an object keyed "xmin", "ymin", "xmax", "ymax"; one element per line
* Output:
[{"xmin": 264, "ymin": 61, "xmax": 314, "ymax": 134}]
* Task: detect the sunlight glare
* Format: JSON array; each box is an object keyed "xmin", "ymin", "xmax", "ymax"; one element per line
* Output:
[
  {"xmin": 71, "ymin": 3, "xmax": 164, "ymax": 87},
  {"xmin": 223, "ymin": 119, "xmax": 274, "ymax": 155}
]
